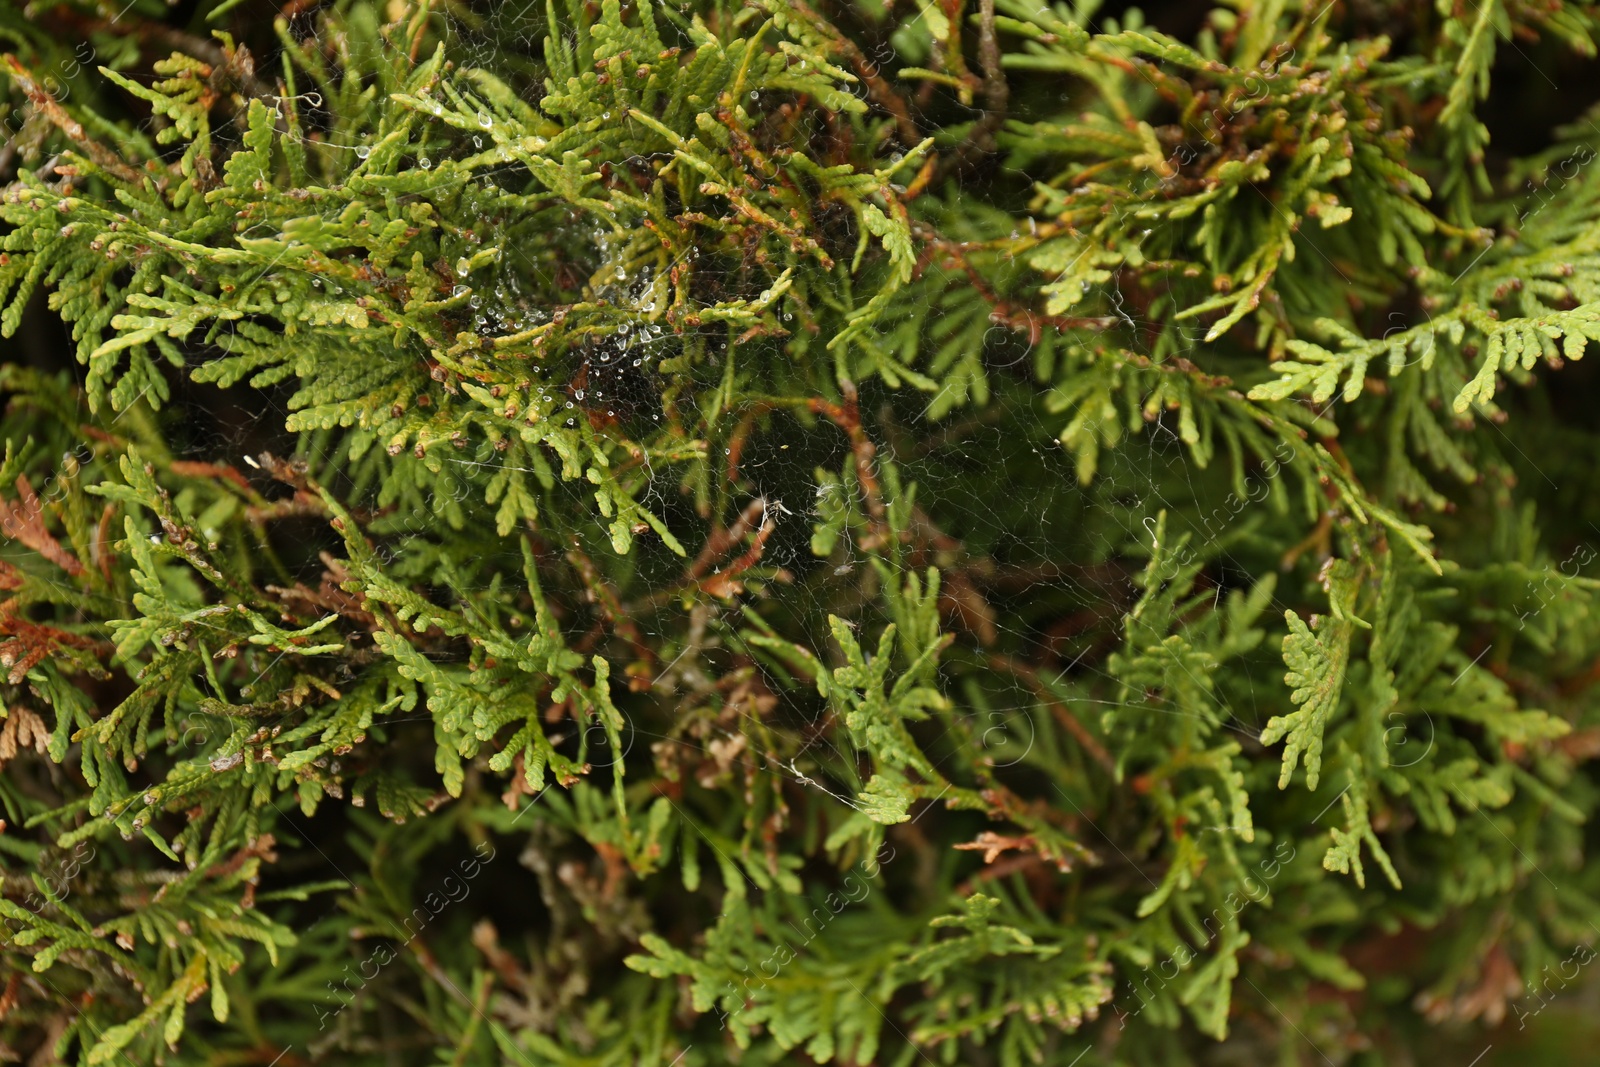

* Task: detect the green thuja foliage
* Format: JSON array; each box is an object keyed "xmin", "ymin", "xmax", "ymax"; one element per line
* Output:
[{"xmin": 2, "ymin": 0, "xmax": 1600, "ymax": 1064}]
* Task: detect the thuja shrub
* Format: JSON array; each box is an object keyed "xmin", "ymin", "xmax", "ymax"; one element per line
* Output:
[{"xmin": 3, "ymin": 0, "xmax": 1600, "ymax": 1063}]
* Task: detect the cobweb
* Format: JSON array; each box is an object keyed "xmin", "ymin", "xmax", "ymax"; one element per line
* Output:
[{"xmin": 109, "ymin": 0, "xmax": 1346, "ymax": 858}]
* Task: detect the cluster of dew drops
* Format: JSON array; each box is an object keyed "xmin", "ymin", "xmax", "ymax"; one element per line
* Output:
[
  {"xmin": 565, "ymin": 235, "xmax": 673, "ymax": 427},
  {"xmin": 328, "ymin": 115, "xmax": 799, "ymax": 433}
]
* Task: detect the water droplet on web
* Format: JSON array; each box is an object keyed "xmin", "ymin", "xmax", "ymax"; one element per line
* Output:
[
  {"xmin": 749, "ymin": 91, "xmax": 759, "ymax": 101},
  {"xmin": 356, "ymin": 146, "xmax": 371, "ymax": 159},
  {"xmin": 457, "ymin": 258, "xmax": 471, "ymax": 276},
  {"xmin": 470, "ymin": 294, "xmax": 482, "ymax": 308},
  {"xmin": 478, "ymin": 111, "xmax": 492, "ymax": 128},
  {"xmin": 602, "ymin": 111, "xmax": 612, "ymax": 120},
  {"xmin": 473, "ymin": 136, "xmax": 483, "ymax": 148},
  {"xmin": 452, "ymin": 285, "xmax": 469, "ymax": 297},
  {"xmin": 419, "ymin": 157, "xmax": 432, "ymax": 169}
]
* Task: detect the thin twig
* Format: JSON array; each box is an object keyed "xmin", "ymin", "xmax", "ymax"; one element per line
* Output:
[
  {"xmin": 949, "ymin": 0, "xmax": 1010, "ymax": 174},
  {"xmin": 786, "ymin": 0, "xmax": 922, "ymax": 147},
  {"xmin": 988, "ymin": 653, "xmax": 1115, "ymax": 771},
  {"xmin": 2, "ymin": 55, "xmax": 146, "ymax": 187}
]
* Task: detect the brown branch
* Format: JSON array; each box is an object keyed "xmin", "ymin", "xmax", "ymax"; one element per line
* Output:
[
  {"xmin": 948, "ymin": 0, "xmax": 1010, "ymax": 174},
  {"xmin": 987, "ymin": 653, "xmax": 1114, "ymax": 771},
  {"xmin": 700, "ymin": 515, "xmax": 777, "ymax": 600},
  {"xmin": 566, "ymin": 541, "xmax": 656, "ymax": 670},
  {"xmin": 1, "ymin": 55, "xmax": 147, "ymax": 187},
  {"xmin": 809, "ymin": 382, "xmax": 890, "ymax": 549},
  {"xmin": 266, "ymin": 554, "xmax": 380, "ymax": 633},
  {"xmin": 785, "ymin": 0, "xmax": 921, "ymax": 147},
  {"xmin": 0, "ymin": 475, "xmax": 83, "ymax": 577},
  {"xmin": 687, "ymin": 498, "xmax": 768, "ymax": 583},
  {"xmin": 914, "ymin": 223, "xmax": 1235, "ymax": 387},
  {"xmin": 627, "ymin": 499, "xmax": 781, "ymax": 613},
  {"xmin": 168, "ymin": 460, "xmax": 254, "ymax": 495},
  {"xmin": 0, "ymin": 612, "xmax": 105, "ymax": 685},
  {"xmin": 916, "ymin": 225, "xmax": 1118, "ymax": 337}
]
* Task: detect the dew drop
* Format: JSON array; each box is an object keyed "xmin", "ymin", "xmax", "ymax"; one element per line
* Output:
[
  {"xmin": 478, "ymin": 111, "xmax": 492, "ymax": 128},
  {"xmin": 356, "ymin": 145, "xmax": 371, "ymax": 159},
  {"xmin": 419, "ymin": 157, "xmax": 432, "ymax": 169}
]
